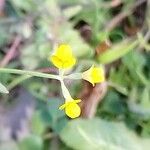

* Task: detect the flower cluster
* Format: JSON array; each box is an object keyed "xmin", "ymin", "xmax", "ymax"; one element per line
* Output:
[{"xmin": 49, "ymin": 44, "xmax": 105, "ymax": 118}]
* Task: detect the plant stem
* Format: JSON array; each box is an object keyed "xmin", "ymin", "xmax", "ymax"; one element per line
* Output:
[
  {"xmin": 0, "ymin": 68, "xmax": 60, "ymax": 80},
  {"xmin": 60, "ymin": 79, "xmax": 72, "ymax": 100},
  {"xmin": 64, "ymin": 73, "xmax": 82, "ymax": 80},
  {"xmin": 8, "ymin": 75, "xmax": 31, "ymax": 90}
]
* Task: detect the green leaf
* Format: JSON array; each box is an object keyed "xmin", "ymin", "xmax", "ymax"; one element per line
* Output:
[
  {"xmin": 0, "ymin": 82, "xmax": 9, "ymax": 94},
  {"xmin": 40, "ymin": 98, "xmax": 68, "ymax": 133},
  {"xmin": 100, "ymin": 91, "xmax": 126, "ymax": 115},
  {"xmin": 128, "ymin": 101, "xmax": 150, "ymax": 120},
  {"xmin": 60, "ymin": 118, "xmax": 147, "ymax": 150},
  {"xmin": 47, "ymin": 98, "xmax": 66, "ymax": 120},
  {"xmin": 11, "ymin": 0, "xmax": 36, "ymax": 12},
  {"xmin": 137, "ymin": 33, "xmax": 150, "ymax": 51},
  {"xmin": 98, "ymin": 40, "xmax": 138, "ymax": 64},
  {"xmin": 127, "ymin": 87, "xmax": 150, "ymax": 119},
  {"xmin": 47, "ymin": 98, "xmax": 68, "ymax": 133},
  {"xmin": 19, "ymin": 135, "xmax": 43, "ymax": 150},
  {"xmin": 123, "ymin": 51, "xmax": 146, "ymax": 78},
  {"xmin": 63, "ymin": 5, "xmax": 82, "ymax": 19},
  {"xmin": 141, "ymin": 122, "xmax": 150, "ymax": 137},
  {"xmin": 140, "ymin": 88, "xmax": 150, "ymax": 109},
  {"xmin": 59, "ymin": 23, "xmax": 93, "ymax": 58},
  {"xmin": 31, "ymin": 111, "xmax": 46, "ymax": 136}
]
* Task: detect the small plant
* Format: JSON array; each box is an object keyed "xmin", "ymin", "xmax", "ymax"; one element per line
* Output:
[{"xmin": 0, "ymin": 44, "xmax": 105, "ymax": 118}]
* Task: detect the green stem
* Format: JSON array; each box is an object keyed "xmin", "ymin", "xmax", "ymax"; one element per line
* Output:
[
  {"xmin": 60, "ymin": 79, "xmax": 72, "ymax": 100},
  {"xmin": 91, "ymin": 0, "xmax": 99, "ymax": 34},
  {"xmin": 0, "ymin": 68, "xmax": 60, "ymax": 80},
  {"xmin": 8, "ymin": 75, "xmax": 31, "ymax": 90},
  {"xmin": 64, "ymin": 73, "xmax": 82, "ymax": 80}
]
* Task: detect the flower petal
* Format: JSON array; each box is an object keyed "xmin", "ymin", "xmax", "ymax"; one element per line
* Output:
[
  {"xmin": 62, "ymin": 57, "xmax": 76, "ymax": 68},
  {"xmin": 50, "ymin": 55, "xmax": 63, "ymax": 68},
  {"xmin": 91, "ymin": 67, "xmax": 105, "ymax": 83},
  {"xmin": 74, "ymin": 99, "xmax": 81, "ymax": 103},
  {"xmin": 59, "ymin": 103, "xmax": 67, "ymax": 110},
  {"xmin": 82, "ymin": 65, "xmax": 105, "ymax": 86},
  {"xmin": 59, "ymin": 99, "xmax": 81, "ymax": 118},
  {"xmin": 50, "ymin": 44, "xmax": 76, "ymax": 69},
  {"xmin": 65, "ymin": 102, "xmax": 81, "ymax": 118},
  {"xmin": 56, "ymin": 44, "xmax": 73, "ymax": 59}
]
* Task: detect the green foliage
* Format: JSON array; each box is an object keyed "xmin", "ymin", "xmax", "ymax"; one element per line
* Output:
[
  {"xmin": 58, "ymin": 23, "xmax": 93, "ymax": 58},
  {"xmin": 19, "ymin": 135, "xmax": 43, "ymax": 150},
  {"xmin": 99, "ymin": 91, "xmax": 127, "ymax": 116},
  {"xmin": 98, "ymin": 40, "xmax": 138, "ymax": 64},
  {"xmin": 11, "ymin": 0, "xmax": 37, "ymax": 12},
  {"xmin": 39, "ymin": 98, "xmax": 68, "ymax": 133},
  {"xmin": 31, "ymin": 111, "xmax": 45, "ymax": 136},
  {"xmin": 0, "ymin": 0, "xmax": 150, "ymax": 149},
  {"xmin": 60, "ymin": 118, "xmax": 150, "ymax": 150}
]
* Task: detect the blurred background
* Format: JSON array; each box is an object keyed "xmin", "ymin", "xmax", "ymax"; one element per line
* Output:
[{"xmin": 0, "ymin": 0, "xmax": 150, "ymax": 149}]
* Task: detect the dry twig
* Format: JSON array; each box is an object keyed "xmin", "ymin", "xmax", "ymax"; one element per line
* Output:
[
  {"xmin": 0, "ymin": 36, "xmax": 22, "ymax": 67},
  {"xmin": 106, "ymin": 0, "xmax": 147, "ymax": 32},
  {"xmin": 80, "ymin": 82, "xmax": 107, "ymax": 118}
]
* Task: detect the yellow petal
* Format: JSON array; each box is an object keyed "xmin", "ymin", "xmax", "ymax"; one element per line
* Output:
[
  {"xmin": 59, "ymin": 103, "xmax": 67, "ymax": 110},
  {"xmin": 50, "ymin": 44, "xmax": 76, "ymax": 69},
  {"xmin": 65, "ymin": 102, "xmax": 81, "ymax": 118},
  {"xmin": 56, "ymin": 44, "xmax": 73, "ymax": 59},
  {"xmin": 82, "ymin": 65, "xmax": 105, "ymax": 86},
  {"xmin": 62, "ymin": 57, "xmax": 76, "ymax": 68},
  {"xmin": 59, "ymin": 99, "xmax": 81, "ymax": 118},
  {"xmin": 73, "ymin": 99, "xmax": 81, "ymax": 103},
  {"xmin": 50, "ymin": 55, "xmax": 63, "ymax": 68},
  {"xmin": 91, "ymin": 67, "xmax": 105, "ymax": 83}
]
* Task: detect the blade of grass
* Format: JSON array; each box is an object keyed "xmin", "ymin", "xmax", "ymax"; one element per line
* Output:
[{"xmin": 97, "ymin": 39, "xmax": 138, "ymax": 64}]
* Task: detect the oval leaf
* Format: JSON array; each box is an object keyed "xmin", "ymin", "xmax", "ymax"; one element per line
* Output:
[
  {"xmin": 60, "ymin": 118, "xmax": 146, "ymax": 150},
  {"xmin": 98, "ymin": 40, "xmax": 138, "ymax": 64}
]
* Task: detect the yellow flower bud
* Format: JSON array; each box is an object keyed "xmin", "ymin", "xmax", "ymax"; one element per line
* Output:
[
  {"xmin": 50, "ymin": 44, "xmax": 76, "ymax": 69},
  {"xmin": 59, "ymin": 99, "xmax": 81, "ymax": 118},
  {"xmin": 82, "ymin": 65, "xmax": 105, "ymax": 86}
]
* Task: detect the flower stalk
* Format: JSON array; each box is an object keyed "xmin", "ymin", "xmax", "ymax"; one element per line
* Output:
[
  {"xmin": 0, "ymin": 68, "xmax": 60, "ymax": 80},
  {"xmin": 0, "ymin": 44, "xmax": 106, "ymax": 119},
  {"xmin": 60, "ymin": 79, "xmax": 72, "ymax": 100}
]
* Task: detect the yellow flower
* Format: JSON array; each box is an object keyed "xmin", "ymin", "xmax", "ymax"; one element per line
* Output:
[
  {"xmin": 82, "ymin": 65, "xmax": 105, "ymax": 86},
  {"xmin": 50, "ymin": 44, "xmax": 76, "ymax": 69},
  {"xmin": 59, "ymin": 99, "xmax": 81, "ymax": 118}
]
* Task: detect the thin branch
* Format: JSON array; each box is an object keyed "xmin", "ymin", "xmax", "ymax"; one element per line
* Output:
[
  {"xmin": 0, "ymin": 0, "xmax": 5, "ymax": 14},
  {"xmin": 106, "ymin": 0, "xmax": 147, "ymax": 32},
  {"xmin": 0, "ymin": 68, "xmax": 60, "ymax": 80},
  {"xmin": 80, "ymin": 82, "xmax": 107, "ymax": 118},
  {"xmin": 0, "ymin": 36, "xmax": 22, "ymax": 67}
]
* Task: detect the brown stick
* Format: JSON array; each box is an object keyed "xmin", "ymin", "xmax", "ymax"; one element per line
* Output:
[
  {"xmin": 0, "ymin": 0, "xmax": 5, "ymax": 14},
  {"xmin": 0, "ymin": 36, "xmax": 22, "ymax": 67},
  {"xmin": 80, "ymin": 82, "xmax": 107, "ymax": 118},
  {"xmin": 110, "ymin": 0, "xmax": 122, "ymax": 8},
  {"xmin": 106, "ymin": 0, "xmax": 147, "ymax": 32}
]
